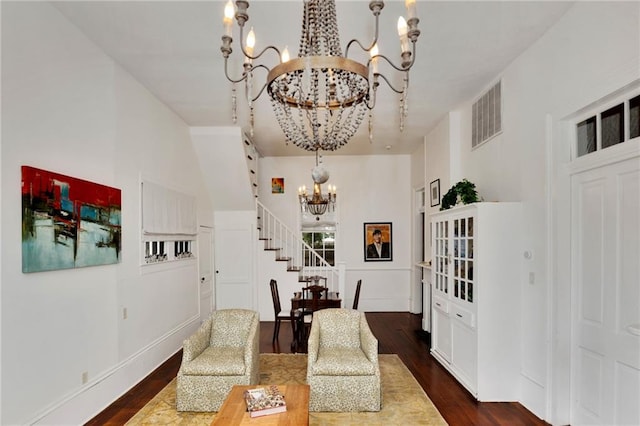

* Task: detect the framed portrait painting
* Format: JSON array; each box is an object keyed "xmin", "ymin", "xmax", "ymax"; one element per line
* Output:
[{"xmin": 364, "ymin": 222, "xmax": 392, "ymax": 262}]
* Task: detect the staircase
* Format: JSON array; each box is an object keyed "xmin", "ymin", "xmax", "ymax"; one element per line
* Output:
[{"xmin": 256, "ymin": 200, "xmax": 339, "ymax": 292}]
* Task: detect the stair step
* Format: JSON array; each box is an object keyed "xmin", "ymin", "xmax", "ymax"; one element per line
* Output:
[
  {"xmin": 287, "ymin": 267, "xmax": 303, "ymax": 272},
  {"xmin": 276, "ymin": 257, "xmax": 292, "ymax": 262},
  {"xmin": 265, "ymin": 247, "xmax": 281, "ymax": 251},
  {"xmin": 259, "ymin": 237, "xmax": 270, "ymax": 241}
]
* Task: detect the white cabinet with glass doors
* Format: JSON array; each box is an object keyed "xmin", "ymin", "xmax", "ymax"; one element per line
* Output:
[{"xmin": 430, "ymin": 202, "xmax": 521, "ymax": 401}]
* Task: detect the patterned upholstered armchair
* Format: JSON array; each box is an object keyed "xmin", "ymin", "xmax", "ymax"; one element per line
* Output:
[
  {"xmin": 306, "ymin": 308, "xmax": 381, "ymax": 412},
  {"xmin": 176, "ymin": 309, "xmax": 260, "ymax": 412}
]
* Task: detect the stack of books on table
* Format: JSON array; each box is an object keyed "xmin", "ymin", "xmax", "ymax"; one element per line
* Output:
[{"xmin": 243, "ymin": 385, "xmax": 287, "ymax": 418}]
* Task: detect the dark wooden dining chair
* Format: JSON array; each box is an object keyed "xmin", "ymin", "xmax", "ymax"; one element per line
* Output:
[
  {"xmin": 302, "ymin": 284, "xmax": 328, "ymax": 312},
  {"xmin": 270, "ymin": 279, "xmax": 300, "ymax": 343},
  {"xmin": 353, "ymin": 279, "xmax": 362, "ymax": 310}
]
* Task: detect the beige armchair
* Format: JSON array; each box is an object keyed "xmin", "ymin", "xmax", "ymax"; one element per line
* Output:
[
  {"xmin": 176, "ymin": 309, "xmax": 260, "ymax": 412},
  {"xmin": 306, "ymin": 308, "xmax": 381, "ymax": 412}
]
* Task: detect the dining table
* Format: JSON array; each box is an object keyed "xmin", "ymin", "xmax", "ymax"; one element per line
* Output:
[{"xmin": 289, "ymin": 286, "xmax": 341, "ymax": 352}]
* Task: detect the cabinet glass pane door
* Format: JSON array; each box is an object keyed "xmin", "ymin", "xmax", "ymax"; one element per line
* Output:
[
  {"xmin": 453, "ymin": 216, "xmax": 474, "ymax": 303},
  {"xmin": 433, "ymin": 219, "xmax": 449, "ymax": 294}
]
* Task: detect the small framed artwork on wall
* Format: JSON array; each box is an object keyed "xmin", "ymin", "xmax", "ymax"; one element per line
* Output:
[
  {"xmin": 364, "ymin": 222, "xmax": 392, "ymax": 262},
  {"xmin": 430, "ymin": 179, "xmax": 440, "ymax": 207},
  {"xmin": 272, "ymin": 177, "xmax": 285, "ymax": 194}
]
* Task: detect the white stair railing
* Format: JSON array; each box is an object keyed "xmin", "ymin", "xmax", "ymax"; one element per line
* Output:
[{"xmin": 256, "ymin": 200, "xmax": 339, "ymax": 292}]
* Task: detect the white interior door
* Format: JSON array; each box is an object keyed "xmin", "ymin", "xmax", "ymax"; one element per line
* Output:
[
  {"xmin": 571, "ymin": 156, "xmax": 640, "ymax": 425},
  {"xmin": 198, "ymin": 226, "xmax": 213, "ymax": 321},
  {"xmin": 214, "ymin": 226, "xmax": 253, "ymax": 310}
]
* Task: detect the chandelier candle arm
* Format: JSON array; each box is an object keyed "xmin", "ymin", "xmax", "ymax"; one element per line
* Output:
[
  {"xmin": 376, "ymin": 72, "xmax": 408, "ymax": 95},
  {"xmin": 236, "ymin": 25, "xmax": 282, "ymax": 65},
  {"xmin": 344, "ymin": 3, "xmax": 382, "ymax": 58},
  {"xmin": 223, "ymin": 54, "xmax": 249, "ymax": 84},
  {"xmin": 373, "ymin": 45, "xmax": 417, "ymax": 75}
]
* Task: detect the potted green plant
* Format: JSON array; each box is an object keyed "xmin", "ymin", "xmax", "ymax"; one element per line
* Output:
[{"xmin": 440, "ymin": 179, "xmax": 479, "ymax": 210}]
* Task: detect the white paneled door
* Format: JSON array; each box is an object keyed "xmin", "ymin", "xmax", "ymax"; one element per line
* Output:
[
  {"xmin": 571, "ymin": 156, "xmax": 640, "ymax": 425},
  {"xmin": 214, "ymin": 226, "xmax": 254, "ymax": 310}
]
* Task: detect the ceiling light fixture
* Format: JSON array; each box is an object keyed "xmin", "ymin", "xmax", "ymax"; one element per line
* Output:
[
  {"xmin": 298, "ymin": 152, "xmax": 336, "ymax": 217},
  {"xmin": 220, "ymin": 0, "xmax": 420, "ymax": 152}
]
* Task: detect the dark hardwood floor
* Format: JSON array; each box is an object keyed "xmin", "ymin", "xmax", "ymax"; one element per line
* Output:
[{"xmin": 86, "ymin": 312, "xmax": 547, "ymax": 425}]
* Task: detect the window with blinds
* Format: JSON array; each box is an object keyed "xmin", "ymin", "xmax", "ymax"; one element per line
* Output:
[{"xmin": 141, "ymin": 180, "xmax": 197, "ymax": 265}]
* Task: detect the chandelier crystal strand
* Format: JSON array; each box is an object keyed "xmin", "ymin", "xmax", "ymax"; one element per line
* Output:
[
  {"xmin": 221, "ymin": 0, "xmax": 420, "ymax": 152},
  {"xmin": 400, "ymin": 72, "xmax": 409, "ymax": 132},
  {"xmin": 246, "ymin": 69, "xmax": 254, "ymax": 136},
  {"xmin": 231, "ymin": 84, "xmax": 238, "ymax": 124}
]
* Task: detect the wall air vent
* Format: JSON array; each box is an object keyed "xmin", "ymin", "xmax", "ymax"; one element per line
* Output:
[{"xmin": 472, "ymin": 80, "xmax": 502, "ymax": 148}]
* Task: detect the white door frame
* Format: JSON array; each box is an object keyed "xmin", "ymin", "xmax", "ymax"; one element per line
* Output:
[
  {"xmin": 198, "ymin": 225, "xmax": 214, "ymax": 321},
  {"xmin": 411, "ymin": 186, "xmax": 426, "ymax": 316},
  {"xmin": 552, "ymin": 82, "xmax": 640, "ymax": 425}
]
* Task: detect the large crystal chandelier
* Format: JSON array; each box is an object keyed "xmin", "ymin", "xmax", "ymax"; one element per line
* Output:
[
  {"xmin": 220, "ymin": 0, "xmax": 420, "ymax": 152},
  {"xmin": 298, "ymin": 151, "xmax": 337, "ymax": 216}
]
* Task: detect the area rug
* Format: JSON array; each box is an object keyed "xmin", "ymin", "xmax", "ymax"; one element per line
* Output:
[{"xmin": 126, "ymin": 353, "xmax": 448, "ymax": 425}]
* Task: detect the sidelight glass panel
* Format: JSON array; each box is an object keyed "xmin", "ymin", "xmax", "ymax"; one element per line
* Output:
[
  {"xmin": 468, "ymin": 239, "xmax": 474, "ymax": 259},
  {"xmin": 468, "ymin": 282, "xmax": 473, "ymax": 303},
  {"xmin": 577, "ymin": 116, "xmax": 597, "ymax": 157},
  {"xmin": 630, "ymin": 95, "xmax": 639, "ymax": 139},
  {"xmin": 601, "ymin": 103, "xmax": 624, "ymax": 149},
  {"xmin": 454, "ymin": 279, "xmax": 459, "ymax": 298}
]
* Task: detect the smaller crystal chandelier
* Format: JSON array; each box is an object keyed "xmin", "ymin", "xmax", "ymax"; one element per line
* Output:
[{"xmin": 298, "ymin": 152, "xmax": 337, "ymax": 216}]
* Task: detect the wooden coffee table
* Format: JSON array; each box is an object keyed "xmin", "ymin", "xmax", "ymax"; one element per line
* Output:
[{"xmin": 211, "ymin": 384, "xmax": 310, "ymax": 425}]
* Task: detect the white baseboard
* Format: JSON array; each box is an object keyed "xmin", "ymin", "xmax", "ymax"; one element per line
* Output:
[
  {"xmin": 519, "ymin": 372, "xmax": 547, "ymax": 422},
  {"xmin": 30, "ymin": 314, "xmax": 200, "ymax": 425}
]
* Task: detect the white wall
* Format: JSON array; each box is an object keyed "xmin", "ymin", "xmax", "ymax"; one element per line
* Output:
[
  {"xmin": 424, "ymin": 2, "xmax": 639, "ymax": 422},
  {"xmin": 191, "ymin": 127, "xmax": 256, "ymax": 211},
  {"xmin": 424, "ymin": 113, "xmax": 452, "ymax": 263},
  {"xmin": 258, "ymin": 155, "xmax": 413, "ymax": 312},
  {"xmin": 1, "ymin": 3, "xmax": 212, "ymax": 424}
]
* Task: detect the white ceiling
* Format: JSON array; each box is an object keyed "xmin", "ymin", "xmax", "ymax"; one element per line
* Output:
[{"xmin": 52, "ymin": 1, "xmax": 574, "ymax": 157}]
